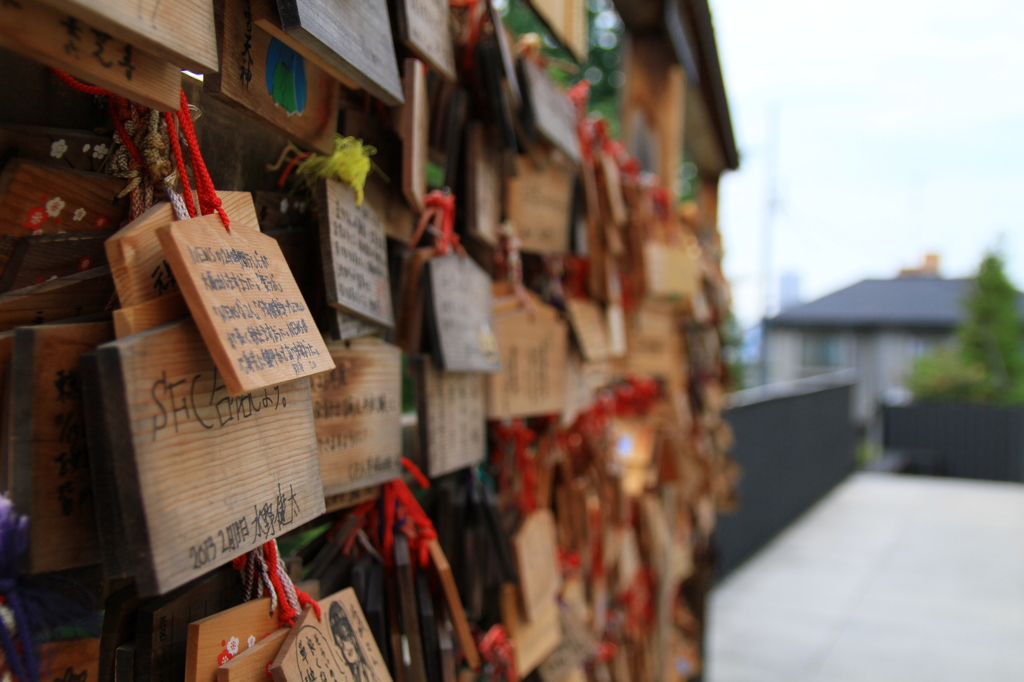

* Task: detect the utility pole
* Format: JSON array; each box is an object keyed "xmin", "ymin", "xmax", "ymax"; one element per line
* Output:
[{"xmin": 759, "ymin": 106, "xmax": 780, "ymax": 385}]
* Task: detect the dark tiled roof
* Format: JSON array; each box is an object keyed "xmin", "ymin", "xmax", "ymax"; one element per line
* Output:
[{"xmin": 768, "ymin": 278, "xmax": 1024, "ymax": 329}]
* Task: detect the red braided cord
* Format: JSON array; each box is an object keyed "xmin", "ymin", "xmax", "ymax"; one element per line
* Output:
[
  {"xmin": 382, "ymin": 482, "xmax": 397, "ymax": 569},
  {"xmin": 163, "ymin": 111, "xmax": 197, "ymax": 218},
  {"xmin": 175, "ymin": 89, "xmax": 230, "ymax": 231},
  {"xmin": 51, "ymin": 68, "xmax": 109, "ymax": 97}
]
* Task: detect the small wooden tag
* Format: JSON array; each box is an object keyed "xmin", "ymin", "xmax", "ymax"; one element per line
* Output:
[
  {"xmin": 487, "ymin": 287, "xmax": 568, "ymax": 419},
  {"xmin": 0, "ymin": 2, "xmax": 182, "ymax": 110},
  {"xmin": 218, "ymin": 627, "xmax": 289, "ymax": 682},
  {"xmin": 401, "ymin": 58, "xmax": 428, "ymax": 214},
  {"xmin": 565, "ymin": 298, "xmax": 612, "ymax": 362},
  {"xmin": 158, "ymin": 214, "xmax": 334, "ymax": 395},
  {"xmin": 186, "ymin": 598, "xmax": 278, "ymax": 682},
  {"xmin": 427, "ymin": 540, "xmax": 481, "ymax": 670},
  {"xmin": 643, "ymin": 241, "xmax": 701, "ymax": 298},
  {"xmin": 465, "ymin": 122, "xmax": 502, "ymax": 246},
  {"xmin": 271, "ymin": 0, "xmax": 403, "ymax": 105},
  {"xmin": 270, "ymin": 588, "xmax": 393, "ymax": 682},
  {"xmin": 394, "ymin": 0, "xmax": 456, "ymax": 82},
  {"xmin": 311, "ymin": 338, "xmax": 402, "ymax": 497},
  {"xmin": 500, "ymin": 583, "xmax": 561, "ymax": 677},
  {"xmin": 0, "ymin": 159, "xmax": 127, "ymax": 272},
  {"xmin": 424, "ymin": 254, "xmax": 501, "ymax": 373},
  {"xmin": 316, "ymin": 180, "xmax": 395, "ymax": 328},
  {"xmin": 415, "ymin": 357, "xmax": 486, "ymax": 478},
  {"xmin": 625, "ymin": 302, "xmax": 684, "ymax": 385},
  {"xmin": 205, "ymin": 0, "xmax": 340, "ymax": 155},
  {"xmin": 504, "ymin": 154, "xmax": 574, "ymax": 254},
  {"xmin": 106, "ymin": 191, "xmax": 259, "ymax": 308},
  {"xmin": 513, "ymin": 510, "xmax": 560, "ymax": 624},
  {"xmin": 84, "ymin": 318, "xmax": 325, "ymax": 595},
  {"xmin": 8, "ymin": 319, "xmax": 113, "ymax": 574},
  {"xmin": 0, "ymin": 230, "xmax": 111, "ymax": 293},
  {"xmin": 33, "ymin": 0, "xmax": 218, "ymax": 72},
  {"xmin": 519, "ymin": 59, "xmax": 581, "ymax": 164},
  {"xmin": 33, "ymin": 638, "xmax": 100, "ymax": 682}
]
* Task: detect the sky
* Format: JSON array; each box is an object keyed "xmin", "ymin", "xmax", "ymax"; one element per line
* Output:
[{"xmin": 710, "ymin": 0, "xmax": 1024, "ymax": 328}]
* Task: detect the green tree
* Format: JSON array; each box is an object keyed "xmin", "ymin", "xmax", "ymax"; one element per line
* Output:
[{"xmin": 909, "ymin": 248, "xmax": 1024, "ymax": 404}]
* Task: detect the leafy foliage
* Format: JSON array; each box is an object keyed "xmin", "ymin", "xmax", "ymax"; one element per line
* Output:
[{"xmin": 909, "ymin": 249, "xmax": 1024, "ymax": 404}]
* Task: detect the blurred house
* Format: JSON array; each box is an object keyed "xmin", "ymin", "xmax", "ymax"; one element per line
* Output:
[{"xmin": 761, "ymin": 255, "xmax": 1024, "ymax": 430}]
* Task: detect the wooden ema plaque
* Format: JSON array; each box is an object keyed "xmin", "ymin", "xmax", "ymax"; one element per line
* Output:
[
  {"xmin": 312, "ymin": 338, "xmax": 402, "ymax": 497},
  {"xmin": 8, "ymin": 319, "xmax": 113, "ymax": 574},
  {"xmin": 0, "ymin": 159, "xmax": 127, "ymax": 272},
  {"xmin": 218, "ymin": 627, "xmax": 289, "ymax": 682},
  {"xmin": 186, "ymin": 598, "xmax": 277, "ymax": 682},
  {"xmin": 0, "ymin": 125, "xmax": 112, "ymax": 173},
  {"xmin": 0, "ymin": 266, "xmax": 114, "ymax": 332},
  {"xmin": 519, "ymin": 58, "xmax": 581, "ymax": 164},
  {"xmin": 465, "ymin": 122, "xmax": 502, "ymax": 246},
  {"xmin": 0, "ymin": 230, "xmax": 111, "ymax": 292},
  {"xmin": 643, "ymin": 241, "xmax": 702, "ymax": 298},
  {"xmin": 394, "ymin": 0, "xmax": 456, "ymax": 83},
  {"xmin": 113, "ymin": 291, "xmax": 191, "ymax": 338},
  {"xmin": 85, "ymin": 318, "xmax": 325, "ymax": 595},
  {"xmin": 5, "ymin": 638, "xmax": 101, "ymax": 682},
  {"xmin": 625, "ymin": 302, "xmax": 684, "ymax": 386},
  {"xmin": 415, "ymin": 357, "xmax": 485, "ymax": 478},
  {"xmin": 106, "ymin": 191, "xmax": 259, "ymax": 308},
  {"xmin": 424, "ymin": 254, "xmax": 501, "ymax": 373},
  {"xmin": 0, "ymin": 1, "xmax": 183, "ymax": 110},
  {"xmin": 487, "ymin": 286, "xmax": 568, "ymax": 419},
  {"xmin": 500, "ymin": 582, "xmax": 561, "ymax": 677},
  {"xmin": 34, "ymin": 0, "xmax": 218, "ymax": 72},
  {"xmin": 270, "ymin": 588, "xmax": 392, "ymax": 682},
  {"xmin": 272, "ymin": 0, "xmax": 402, "ymax": 106},
  {"xmin": 316, "ymin": 180, "xmax": 395, "ymax": 328},
  {"xmin": 565, "ymin": 298, "xmax": 612, "ymax": 363},
  {"xmin": 505, "ymin": 154, "xmax": 573, "ymax": 254},
  {"xmin": 206, "ymin": 0, "xmax": 340, "ymax": 155},
  {"xmin": 158, "ymin": 214, "xmax": 334, "ymax": 395},
  {"xmin": 401, "ymin": 58, "xmax": 428, "ymax": 215},
  {"xmin": 527, "ymin": 0, "xmax": 587, "ymax": 61},
  {"xmin": 513, "ymin": 509, "xmax": 560, "ymax": 623}
]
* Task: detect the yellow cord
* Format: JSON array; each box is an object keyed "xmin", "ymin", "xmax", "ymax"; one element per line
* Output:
[{"xmin": 296, "ymin": 136, "xmax": 377, "ymax": 205}]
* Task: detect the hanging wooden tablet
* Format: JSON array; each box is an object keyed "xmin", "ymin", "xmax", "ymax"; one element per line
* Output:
[
  {"xmin": 427, "ymin": 540, "xmax": 481, "ymax": 670},
  {"xmin": 131, "ymin": 570, "xmax": 243, "ymax": 682},
  {"xmin": 205, "ymin": 0, "xmax": 339, "ymax": 155},
  {"xmin": 8, "ymin": 318, "xmax": 113, "ymax": 574},
  {"xmin": 394, "ymin": 246, "xmax": 433, "ymax": 355},
  {"xmin": 0, "ymin": 266, "xmax": 115, "ymax": 333},
  {"xmin": 644, "ymin": 241, "xmax": 702, "ymax": 299},
  {"xmin": 270, "ymin": 588, "xmax": 392, "ymax": 682},
  {"xmin": 531, "ymin": 0, "xmax": 586, "ymax": 59},
  {"xmin": 505, "ymin": 154, "xmax": 573, "ymax": 254},
  {"xmin": 414, "ymin": 356, "xmax": 485, "ymax": 478},
  {"xmin": 84, "ymin": 318, "xmax": 324, "ymax": 595},
  {"xmin": 113, "ymin": 291, "xmax": 191, "ymax": 338},
  {"xmin": 218, "ymin": 627, "xmax": 289, "ymax": 682},
  {"xmin": 393, "ymin": 0, "xmax": 456, "ymax": 83},
  {"xmin": 315, "ymin": 180, "xmax": 395, "ymax": 328},
  {"xmin": 625, "ymin": 302, "xmax": 683, "ymax": 385},
  {"xmin": 599, "ymin": 153, "xmax": 628, "ymax": 228},
  {"xmin": 401, "ymin": 58, "xmax": 428, "ymax": 214},
  {"xmin": 0, "ymin": 159, "xmax": 127, "ymax": 272},
  {"xmin": 512, "ymin": 509, "xmax": 560, "ymax": 623},
  {"xmin": 329, "ymin": 309, "xmax": 384, "ymax": 342},
  {"xmin": 311, "ymin": 338, "xmax": 402, "ymax": 497},
  {"xmin": 185, "ymin": 598, "xmax": 277, "ymax": 682},
  {"xmin": 364, "ymin": 174, "xmax": 416, "ymax": 243},
  {"xmin": 106, "ymin": 191, "xmax": 259, "ymax": 308},
  {"xmin": 564, "ymin": 298, "xmax": 611, "ymax": 363},
  {"xmin": 423, "ymin": 254, "xmax": 500, "ymax": 373},
  {"xmin": 0, "ymin": 230, "xmax": 111, "ymax": 292},
  {"xmin": 465, "ymin": 122, "xmax": 502, "ymax": 246},
  {"xmin": 487, "ymin": 286, "xmax": 568, "ymax": 419},
  {"xmin": 270, "ymin": 0, "xmax": 402, "ymax": 105},
  {"xmin": 28, "ymin": 638, "xmax": 100, "ymax": 682},
  {"xmin": 0, "ymin": 125, "xmax": 113, "ymax": 173},
  {"xmin": 157, "ymin": 214, "xmax": 334, "ymax": 395},
  {"xmin": 518, "ymin": 59, "xmax": 581, "ymax": 164},
  {"xmin": 0, "ymin": 1, "xmax": 183, "ymax": 111},
  {"xmin": 500, "ymin": 582, "xmax": 561, "ymax": 678},
  {"xmin": 33, "ymin": 0, "xmax": 217, "ymax": 72}
]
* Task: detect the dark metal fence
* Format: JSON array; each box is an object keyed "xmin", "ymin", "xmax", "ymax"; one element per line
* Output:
[
  {"xmin": 714, "ymin": 373, "xmax": 857, "ymax": 578},
  {"xmin": 883, "ymin": 403, "xmax": 1024, "ymax": 482}
]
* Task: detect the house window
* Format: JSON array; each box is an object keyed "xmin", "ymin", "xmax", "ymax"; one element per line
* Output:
[{"xmin": 801, "ymin": 333, "xmax": 847, "ymax": 370}]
